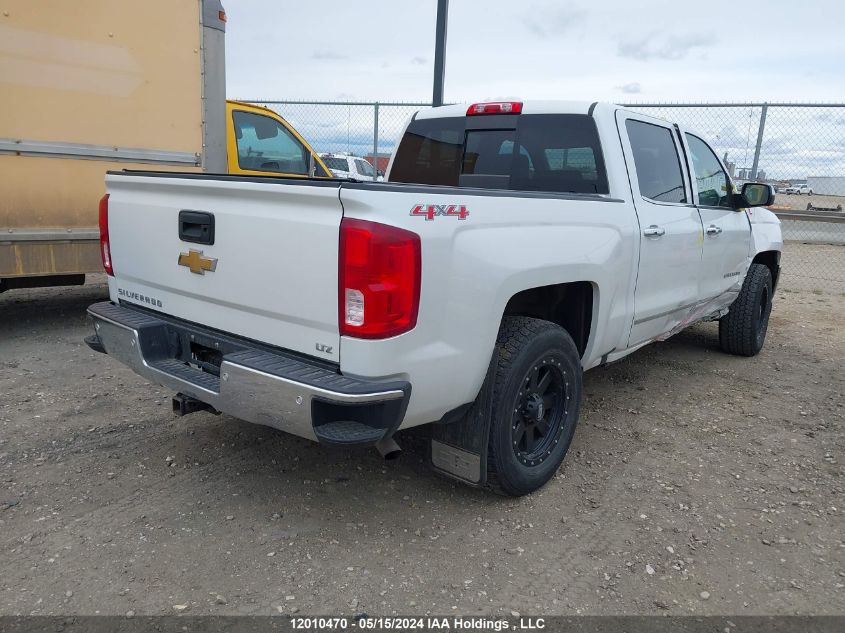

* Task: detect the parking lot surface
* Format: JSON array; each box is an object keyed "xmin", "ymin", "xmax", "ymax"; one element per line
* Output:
[{"xmin": 1, "ymin": 250, "xmax": 843, "ymax": 616}]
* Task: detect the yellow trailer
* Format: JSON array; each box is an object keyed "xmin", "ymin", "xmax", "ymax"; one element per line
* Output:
[{"xmin": 0, "ymin": 0, "xmax": 329, "ymax": 291}]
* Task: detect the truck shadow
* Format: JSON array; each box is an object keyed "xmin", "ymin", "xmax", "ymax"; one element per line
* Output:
[
  {"xmin": 0, "ymin": 277, "xmax": 108, "ymax": 338},
  {"xmin": 144, "ymin": 321, "xmax": 725, "ymax": 514}
]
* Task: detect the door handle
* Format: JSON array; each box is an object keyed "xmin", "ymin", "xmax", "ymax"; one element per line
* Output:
[
  {"xmin": 643, "ymin": 225, "xmax": 665, "ymax": 237},
  {"xmin": 706, "ymin": 225, "xmax": 722, "ymax": 236}
]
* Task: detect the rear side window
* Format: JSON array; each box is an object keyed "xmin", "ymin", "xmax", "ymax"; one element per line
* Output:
[
  {"xmin": 390, "ymin": 114, "xmax": 609, "ymax": 194},
  {"xmin": 625, "ymin": 120, "xmax": 686, "ymax": 203},
  {"xmin": 389, "ymin": 118, "xmax": 464, "ymax": 186}
]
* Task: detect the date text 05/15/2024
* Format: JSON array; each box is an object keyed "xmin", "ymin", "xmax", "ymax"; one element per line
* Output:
[{"xmin": 291, "ymin": 616, "xmax": 546, "ymax": 631}]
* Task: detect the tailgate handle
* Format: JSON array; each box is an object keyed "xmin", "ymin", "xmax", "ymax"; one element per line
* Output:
[{"xmin": 178, "ymin": 210, "xmax": 215, "ymax": 245}]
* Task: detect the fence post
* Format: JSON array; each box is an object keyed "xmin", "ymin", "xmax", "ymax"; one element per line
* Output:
[
  {"xmin": 750, "ymin": 103, "xmax": 768, "ymax": 181},
  {"xmin": 373, "ymin": 102, "xmax": 380, "ymax": 181}
]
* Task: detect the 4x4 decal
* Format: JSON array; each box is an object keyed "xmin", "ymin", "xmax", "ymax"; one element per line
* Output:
[{"xmin": 410, "ymin": 203, "xmax": 469, "ymax": 221}]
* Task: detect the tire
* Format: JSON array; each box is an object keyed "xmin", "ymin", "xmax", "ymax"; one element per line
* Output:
[
  {"xmin": 719, "ymin": 263, "xmax": 773, "ymax": 357},
  {"xmin": 486, "ymin": 317, "xmax": 582, "ymax": 496}
]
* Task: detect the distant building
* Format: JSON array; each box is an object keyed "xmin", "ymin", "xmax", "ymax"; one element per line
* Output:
[
  {"xmin": 735, "ymin": 167, "xmax": 766, "ymax": 181},
  {"xmin": 806, "ymin": 176, "xmax": 845, "ymax": 196},
  {"xmin": 364, "ymin": 152, "xmax": 392, "ymax": 174}
]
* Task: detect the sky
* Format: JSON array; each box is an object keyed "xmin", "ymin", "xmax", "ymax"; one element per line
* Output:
[
  {"xmin": 225, "ymin": 0, "xmax": 845, "ymax": 103},
  {"xmin": 223, "ymin": 1, "xmax": 845, "ymax": 180}
]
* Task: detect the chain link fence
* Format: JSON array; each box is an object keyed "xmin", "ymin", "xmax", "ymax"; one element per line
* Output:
[
  {"xmin": 622, "ymin": 103, "xmax": 845, "ymax": 292},
  {"xmin": 242, "ymin": 100, "xmax": 845, "ymax": 292}
]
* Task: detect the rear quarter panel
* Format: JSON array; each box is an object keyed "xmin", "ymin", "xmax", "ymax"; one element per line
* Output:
[{"xmin": 338, "ymin": 184, "xmax": 639, "ymax": 428}]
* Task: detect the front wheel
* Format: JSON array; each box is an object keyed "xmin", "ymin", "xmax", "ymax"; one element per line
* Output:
[
  {"xmin": 719, "ymin": 263, "xmax": 773, "ymax": 356},
  {"xmin": 486, "ymin": 317, "xmax": 582, "ymax": 496}
]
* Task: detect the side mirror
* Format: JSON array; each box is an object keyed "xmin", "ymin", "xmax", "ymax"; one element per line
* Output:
[
  {"xmin": 377, "ymin": 169, "xmax": 385, "ymax": 177},
  {"xmin": 308, "ymin": 153, "xmax": 316, "ymax": 177},
  {"xmin": 736, "ymin": 182, "xmax": 775, "ymax": 208}
]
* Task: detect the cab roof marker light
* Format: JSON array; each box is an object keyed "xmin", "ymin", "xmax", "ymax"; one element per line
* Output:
[{"xmin": 466, "ymin": 102, "xmax": 523, "ymax": 116}]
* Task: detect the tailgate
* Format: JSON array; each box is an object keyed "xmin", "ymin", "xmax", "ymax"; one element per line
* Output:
[{"xmin": 105, "ymin": 173, "xmax": 342, "ymax": 361}]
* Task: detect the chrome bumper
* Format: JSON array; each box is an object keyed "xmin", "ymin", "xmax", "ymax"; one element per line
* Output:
[{"xmin": 86, "ymin": 302, "xmax": 410, "ymax": 444}]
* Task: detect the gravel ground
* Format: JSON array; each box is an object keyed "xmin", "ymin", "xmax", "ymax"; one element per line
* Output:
[
  {"xmin": 1, "ymin": 253, "xmax": 843, "ymax": 617},
  {"xmin": 773, "ymin": 193, "xmax": 844, "ymax": 212}
]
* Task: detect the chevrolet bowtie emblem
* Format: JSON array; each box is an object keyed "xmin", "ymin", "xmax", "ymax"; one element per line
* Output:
[{"xmin": 178, "ymin": 249, "xmax": 217, "ymax": 275}]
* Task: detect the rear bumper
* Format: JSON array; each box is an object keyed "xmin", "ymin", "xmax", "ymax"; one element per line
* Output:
[{"xmin": 86, "ymin": 302, "xmax": 410, "ymax": 445}]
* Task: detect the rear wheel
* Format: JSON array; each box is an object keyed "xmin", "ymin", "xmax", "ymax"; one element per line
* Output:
[
  {"xmin": 719, "ymin": 263, "xmax": 773, "ymax": 357},
  {"xmin": 486, "ymin": 317, "xmax": 582, "ymax": 496}
]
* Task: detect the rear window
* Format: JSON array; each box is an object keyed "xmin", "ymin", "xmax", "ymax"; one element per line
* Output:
[{"xmin": 390, "ymin": 114, "xmax": 609, "ymax": 194}]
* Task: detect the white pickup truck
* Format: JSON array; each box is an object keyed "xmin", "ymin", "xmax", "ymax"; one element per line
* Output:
[
  {"xmin": 783, "ymin": 183, "xmax": 813, "ymax": 195},
  {"xmin": 86, "ymin": 101, "xmax": 782, "ymax": 496}
]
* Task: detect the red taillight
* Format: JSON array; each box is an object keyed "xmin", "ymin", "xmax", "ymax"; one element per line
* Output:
[
  {"xmin": 466, "ymin": 101, "xmax": 523, "ymax": 116},
  {"xmin": 98, "ymin": 193, "xmax": 113, "ymax": 276},
  {"xmin": 339, "ymin": 218, "xmax": 421, "ymax": 339}
]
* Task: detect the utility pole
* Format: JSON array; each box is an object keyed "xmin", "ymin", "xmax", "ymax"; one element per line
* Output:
[
  {"xmin": 750, "ymin": 103, "xmax": 768, "ymax": 181},
  {"xmin": 432, "ymin": 0, "xmax": 449, "ymax": 107}
]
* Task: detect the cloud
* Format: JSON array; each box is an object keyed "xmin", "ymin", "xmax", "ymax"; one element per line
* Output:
[
  {"xmin": 410, "ymin": 56, "xmax": 427, "ymax": 65},
  {"xmin": 312, "ymin": 50, "xmax": 347, "ymax": 61},
  {"xmin": 617, "ymin": 33, "xmax": 714, "ymax": 61},
  {"xmin": 615, "ymin": 82, "xmax": 641, "ymax": 94},
  {"xmin": 521, "ymin": 5, "xmax": 587, "ymax": 39}
]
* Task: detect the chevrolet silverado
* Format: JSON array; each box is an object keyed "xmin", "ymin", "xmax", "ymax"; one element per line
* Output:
[{"xmin": 85, "ymin": 101, "xmax": 782, "ymax": 496}]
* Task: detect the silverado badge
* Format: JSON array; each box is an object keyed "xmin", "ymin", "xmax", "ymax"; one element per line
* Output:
[{"xmin": 178, "ymin": 249, "xmax": 217, "ymax": 275}]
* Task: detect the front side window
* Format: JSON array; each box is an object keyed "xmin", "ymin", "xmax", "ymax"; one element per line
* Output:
[
  {"xmin": 233, "ymin": 110, "xmax": 309, "ymax": 174},
  {"xmin": 685, "ymin": 134, "xmax": 731, "ymax": 207},
  {"xmin": 355, "ymin": 159, "xmax": 376, "ymax": 178},
  {"xmin": 625, "ymin": 119, "xmax": 687, "ymax": 203}
]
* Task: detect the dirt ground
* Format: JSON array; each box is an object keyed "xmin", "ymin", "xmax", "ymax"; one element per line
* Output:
[{"xmin": 1, "ymin": 252, "xmax": 843, "ymax": 617}]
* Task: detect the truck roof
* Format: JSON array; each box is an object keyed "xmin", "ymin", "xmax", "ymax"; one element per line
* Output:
[
  {"xmin": 414, "ymin": 100, "xmax": 620, "ymax": 120},
  {"xmin": 413, "ymin": 101, "xmax": 680, "ymax": 129}
]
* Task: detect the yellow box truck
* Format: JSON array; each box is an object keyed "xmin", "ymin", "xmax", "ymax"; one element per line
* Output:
[{"xmin": 0, "ymin": 0, "xmax": 330, "ymax": 292}]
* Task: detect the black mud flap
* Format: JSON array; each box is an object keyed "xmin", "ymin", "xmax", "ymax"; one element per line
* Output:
[{"xmin": 429, "ymin": 356, "xmax": 496, "ymax": 487}]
